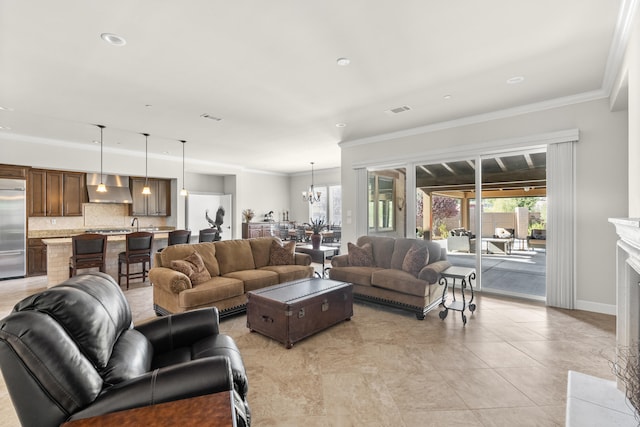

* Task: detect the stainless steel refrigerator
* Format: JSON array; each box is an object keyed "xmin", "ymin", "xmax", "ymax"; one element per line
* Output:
[{"xmin": 0, "ymin": 178, "xmax": 26, "ymax": 279}]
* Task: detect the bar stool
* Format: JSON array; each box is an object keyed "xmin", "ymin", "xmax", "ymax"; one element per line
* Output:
[
  {"xmin": 118, "ymin": 231, "xmax": 153, "ymax": 289},
  {"xmin": 69, "ymin": 233, "xmax": 107, "ymax": 277},
  {"xmin": 157, "ymin": 229, "xmax": 192, "ymax": 252},
  {"xmin": 199, "ymin": 228, "xmax": 217, "ymax": 242}
]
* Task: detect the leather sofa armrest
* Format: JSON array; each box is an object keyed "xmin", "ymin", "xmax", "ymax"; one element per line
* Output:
[
  {"xmin": 294, "ymin": 252, "xmax": 312, "ymax": 266},
  {"xmin": 149, "ymin": 267, "xmax": 192, "ymax": 294},
  {"xmin": 331, "ymin": 254, "xmax": 349, "ymax": 267},
  {"xmin": 135, "ymin": 308, "xmax": 220, "ymax": 352},
  {"xmin": 67, "ymin": 356, "xmax": 234, "ymax": 422},
  {"xmin": 418, "ymin": 260, "xmax": 452, "ymax": 283}
]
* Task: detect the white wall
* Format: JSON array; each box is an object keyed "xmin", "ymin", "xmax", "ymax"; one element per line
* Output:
[
  {"xmin": 340, "ymin": 98, "xmax": 628, "ymax": 313},
  {"xmin": 628, "ymin": 6, "xmax": 640, "ymax": 216}
]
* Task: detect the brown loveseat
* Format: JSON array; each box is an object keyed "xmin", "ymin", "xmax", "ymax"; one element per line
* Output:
[
  {"xmin": 149, "ymin": 237, "xmax": 314, "ymax": 317},
  {"xmin": 328, "ymin": 236, "xmax": 451, "ymax": 320}
]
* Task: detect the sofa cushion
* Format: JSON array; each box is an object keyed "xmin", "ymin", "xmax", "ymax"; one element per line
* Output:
[
  {"xmin": 328, "ymin": 266, "xmax": 382, "ymax": 286},
  {"xmin": 224, "ymin": 269, "xmax": 279, "ymax": 292},
  {"xmin": 101, "ymin": 329, "xmax": 152, "ymax": 386},
  {"xmin": 269, "ymin": 239, "xmax": 295, "ymax": 265},
  {"xmin": 402, "ymin": 244, "xmax": 428, "ymax": 277},
  {"xmin": 347, "ymin": 242, "xmax": 374, "ymax": 267},
  {"xmin": 170, "ymin": 251, "xmax": 211, "ymax": 285},
  {"xmin": 371, "ymin": 269, "xmax": 430, "ymax": 297},
  {"xmin": 249, "ymin": 237, "xmax": 277, "ymax": 268},
  {"xmin": 178, "ymin": 276, "xmax": 244, "ymax": 309},
  {"xmin": 215, "ymin": 240, "xmax": 256, "ymax": 275},
  {"xmin": 260, "ymin": 265, "xmax": 314, "ymax": 283},
  {"xmin": 357, "ymin": 236, "xmax": 395, "ymax": 269},
  {"xmin": 161, "ymin": 243, "xmax": 220, "ymax": 277}
]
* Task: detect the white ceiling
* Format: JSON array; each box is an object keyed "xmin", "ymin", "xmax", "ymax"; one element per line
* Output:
[{"xmin": 0, "ymin": 0, "xmax": 630, "ymax": 174}]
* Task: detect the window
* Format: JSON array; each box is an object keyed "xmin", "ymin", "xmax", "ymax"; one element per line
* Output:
[
  {"xmin": 309, "ymin": 185, "xmax": 342, "ymax": 226},
  {"xmin": 368, "ymin": 170, "xmax": 405, "ymax": 234}
]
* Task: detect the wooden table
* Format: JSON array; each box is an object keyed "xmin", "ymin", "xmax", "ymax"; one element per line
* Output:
[{"xmin": 60, "ymin": 392, "xmax": 236, "ymax": 426}]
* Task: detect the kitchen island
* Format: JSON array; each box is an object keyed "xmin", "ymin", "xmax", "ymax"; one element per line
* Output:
[{"xmin": 42, "ymin": 229, "xmax": 171, "ymax": 287}]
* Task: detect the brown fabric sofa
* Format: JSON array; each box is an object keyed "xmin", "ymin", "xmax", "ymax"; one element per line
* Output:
[
  {"xmin": 149, "ymin": 237, "xmax": 314, "ymax": 317},
  {"xmin": 328, "ymin": 236, "xmax": 451, "ymax": 320}
]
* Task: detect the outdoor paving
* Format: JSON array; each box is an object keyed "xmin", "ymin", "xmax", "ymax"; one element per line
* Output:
[{"xmin": 446, "ymin": 249, "xmax": 546, "ymax": 297}]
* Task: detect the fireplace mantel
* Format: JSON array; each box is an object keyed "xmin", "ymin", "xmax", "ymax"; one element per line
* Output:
[
  {"xmin": 564, "ymin": 218, "xmax": 640, "ymax": 426},
  {"xmin": 610, "ymin": 218, "xmax": 640, "ymax": 274},
  {"xmin": 609, "ymin": 218, "xmax": 640, "ymax": 392}
]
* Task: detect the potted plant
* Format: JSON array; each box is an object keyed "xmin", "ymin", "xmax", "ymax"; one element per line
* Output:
[
  {"xmin": 242, "ymin": 209, "xmax": 255, "ymax": 223},
  {"xmin": 308, "ymin": 217, "xmax": 325, "ymax": 249}
]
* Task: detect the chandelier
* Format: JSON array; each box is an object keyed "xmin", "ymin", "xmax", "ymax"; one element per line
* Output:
[{"xmin": 302, "ymin": 162, "xmax": 321, "ymax": 204}]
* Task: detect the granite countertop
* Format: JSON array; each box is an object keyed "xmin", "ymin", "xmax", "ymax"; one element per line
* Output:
[{"xmin": 30, "ymin": 227, "xmax": 175, "ymax": 239}]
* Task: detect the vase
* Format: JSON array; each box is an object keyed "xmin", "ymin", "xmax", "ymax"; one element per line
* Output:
[{"xmin": 311, "ymin": 233, "xmax": 321, "ymax": 249}]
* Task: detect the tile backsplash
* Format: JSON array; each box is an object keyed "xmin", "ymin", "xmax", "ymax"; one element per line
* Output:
[{"xmin": 29, "ymin": 203, "xmax": 168, "ymax": 231}]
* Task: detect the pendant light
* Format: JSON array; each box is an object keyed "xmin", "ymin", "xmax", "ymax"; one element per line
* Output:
[
  {"xmin": 179, "ymin": 140, "xmax": 188, "ymax": 196},
  {"xmin": 142, "ymin": 133, "xmax": 151, "ymax": 195},
  {"xmin": 96, "ymin": 125, "xmax": 107, "ymax": 193},
  {"xmin": 302, "ymin": 162, "xmax": 321, "ymax": 204}
]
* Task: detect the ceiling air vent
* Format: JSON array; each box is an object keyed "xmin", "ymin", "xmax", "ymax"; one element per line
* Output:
[
  {"xmin": 384, "ymin": 105, "xmax": 412, "ymax": 115},
  {"xmin": 200, "ymin": 113, "xmax": 223, "ymax": 121}
]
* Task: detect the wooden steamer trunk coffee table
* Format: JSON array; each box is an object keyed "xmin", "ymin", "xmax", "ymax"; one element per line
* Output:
[{"xmin": 246, "ymin": 278, "xmax": 353, "ymax": 348}]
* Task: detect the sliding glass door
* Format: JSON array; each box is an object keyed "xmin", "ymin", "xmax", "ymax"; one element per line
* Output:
[{"xmin": 413, "ymin": 148, "xmax": 546, "ymax": 299}]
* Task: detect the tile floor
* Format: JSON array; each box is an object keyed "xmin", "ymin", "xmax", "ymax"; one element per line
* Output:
[{"xmin": 0, "ymin": 273, "xmax": 621, "ymax": 427}]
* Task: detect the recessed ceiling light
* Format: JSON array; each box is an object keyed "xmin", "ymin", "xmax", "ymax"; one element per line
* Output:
[
  {"xmin": 507, "ymin": 76, "xmax": 525, "ymax": 84},
  {"xmin": 100, "ymin": 33, "xmax": 127, "ymax": 46},
  {"xmin": 336, "ymin": 123, "xmax": 346, "ymax": 128},
  {"xmin": 336, "ymin": 57, "xmax": 350, "ymax": 66}
]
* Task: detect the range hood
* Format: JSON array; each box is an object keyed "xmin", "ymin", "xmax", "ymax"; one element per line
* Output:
[{"xmin": 86, "ymin": 173, "xmax": 133, "ymax": 204}]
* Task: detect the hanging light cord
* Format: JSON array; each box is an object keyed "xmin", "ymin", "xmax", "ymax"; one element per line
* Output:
[
  {"xmin": 143, "ymin": 133, "xmax": 149, "ymax": 186},
  {"xmin": 99, "ymin": 125, "xmax": 104, "ymax": 182}
]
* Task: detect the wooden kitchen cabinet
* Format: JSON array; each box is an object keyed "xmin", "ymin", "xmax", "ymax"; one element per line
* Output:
[
  {"xmin": 129, "ymin": 178, "xmax": 171, "ymax": 216},
  {"xmin": 0, "ymin": 164, "xmax": 29, "ymax": 179},
  {"xmin": 63, "ymin": 172, "xmax": 86, "ymax": 216},
  {"xmin": 28, "ymin": 169, "xmax": 85, "ymax": 217},
  {"xmin": 27, "ymin": 238, "xmax": 47, "ymax": 276}
]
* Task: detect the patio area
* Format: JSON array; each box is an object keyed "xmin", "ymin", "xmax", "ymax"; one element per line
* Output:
[{"xmin": 445, "ymin": 248, "xmax": 546, "ymax": 298}]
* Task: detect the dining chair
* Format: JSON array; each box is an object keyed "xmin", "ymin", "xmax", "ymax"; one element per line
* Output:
[
  {"xmin": 69, "ymin": 233, "xmax": 108, "ymax": 278},
  {"xmin": 157, "ymin": 229, "xmax": 192, "ymax": 252},
  {"xmin": 118, "ymin": 231, "xmax": 153, "ymax": 289},
  {"xmin": 199, "ymin": 228, "xmax": 218, "ymax": 242}
]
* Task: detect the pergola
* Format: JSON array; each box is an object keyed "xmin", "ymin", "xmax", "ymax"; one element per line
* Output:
[{"xmin": 416, "ymin": 152, "xmax": 547, "ymax": 236}]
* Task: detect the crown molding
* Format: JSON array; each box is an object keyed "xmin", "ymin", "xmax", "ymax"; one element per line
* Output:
[{"xmin": 340, "ymin": 91, "xmax": 604, "ymax": 149}]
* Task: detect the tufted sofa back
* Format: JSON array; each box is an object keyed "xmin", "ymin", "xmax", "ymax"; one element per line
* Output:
[
  {"xmin": 356, "ymin": 235, "xmax": 446, "ymax": 269},
  {"xmin": 0, "ymin": 273, "xmax": 153, "ymax": 425}
]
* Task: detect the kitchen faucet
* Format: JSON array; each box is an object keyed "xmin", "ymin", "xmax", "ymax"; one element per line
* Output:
[{"xmin": 131, "ymin": 217, "xmax": 139, "ymax": 232}]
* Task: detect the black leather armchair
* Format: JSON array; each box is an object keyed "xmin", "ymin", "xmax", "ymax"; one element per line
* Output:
[{"xmin": 0, "ymin": 272, "xmax": 250, "ymax": 426}]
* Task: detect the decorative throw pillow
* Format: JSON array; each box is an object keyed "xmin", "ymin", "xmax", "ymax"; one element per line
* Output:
[
  {"xmin": 170, "ymin": 251, "xmax": 211, "ymax": 285},
  {"xmin": 347, "ymin": 242, "xmax": 374, "ymax": 267},
  {"xmin": 402, "ymin": 244, "xmax": 428, "ymax": 277},
  {"xmin": 269, "ymin": 240, "xmax": 296, "ymax": 265}
]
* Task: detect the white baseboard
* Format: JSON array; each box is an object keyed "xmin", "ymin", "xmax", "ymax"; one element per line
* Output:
[{"xmin": 575, "ymin": 299, "xmax": 616, "ymax": 315}]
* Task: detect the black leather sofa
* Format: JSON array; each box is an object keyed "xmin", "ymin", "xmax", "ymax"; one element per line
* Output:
[{"xmin": 0, "ymin": 272, "xmax": 250, "ymax": 426}]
